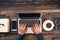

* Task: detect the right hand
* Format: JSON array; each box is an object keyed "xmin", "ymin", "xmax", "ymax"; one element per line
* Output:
[{"xmin": 32, "ymin": 23, "xmax": 42, "ymax": 35}]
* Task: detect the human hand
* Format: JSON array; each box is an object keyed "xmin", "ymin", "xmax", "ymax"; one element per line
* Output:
[
  {"xmin": 18, "ymin": 23, "xmax": 27, "ymax": 35},
  {"xmin": 32, "ymin": 23, "xmax": 42, "ymax": 35}
]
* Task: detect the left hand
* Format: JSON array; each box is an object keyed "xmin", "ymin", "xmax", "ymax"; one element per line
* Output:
[{"xmin": 18, "ymin": 23, "xmax": 27, "ymax": 35}]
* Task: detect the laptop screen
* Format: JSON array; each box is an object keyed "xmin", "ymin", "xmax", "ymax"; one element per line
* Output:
[{"xmin": 18, "ymin": 13, "xmax": 41, "ymax": 19}]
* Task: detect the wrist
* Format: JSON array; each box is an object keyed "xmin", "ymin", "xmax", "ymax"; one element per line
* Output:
[
  {"xmin": 18, "ymin": 33, "xmax": 24, "ymax": 36},
  {"xmin": 20, "ymin": 34, "xmax": 24, "ymax": 36},
  {"xmin": 36, "ymin": 32, "xmax": 42, "ymax": 35},
  {"xmin": 36, "ymin": 33, "xmax": 43, "ymax": 36}
]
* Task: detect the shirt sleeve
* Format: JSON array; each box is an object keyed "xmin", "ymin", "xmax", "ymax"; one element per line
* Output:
[
  {"xmin": 36, "ymin": 33, "xmax": 44, "ymax": 40},
  {"xmin": 16, "ymin": 34, "xmax": 23, "ymax": 40}
]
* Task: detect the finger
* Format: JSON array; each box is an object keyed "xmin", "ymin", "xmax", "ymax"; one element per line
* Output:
[
  {"xmin": 38, "ymin": 23, "xmax": 40, "ymax": 27},
  {"xmin": 20, "ymin": 23, "xmax": 23, "ymax": 27},
  {"xmin": 18, "ymin": 24, "xmax": 22, "ymax": 28},
  {"xmin": 35, "ymin": 23, "xmax": 39, "ymax": 27},
  {"xmin": 32, "ymin": 23, "xmax": 35, "ymax": 27},
  {"xmin": 32, "ymin": 24, "xmax": 35, "ymax": 29},
  {"xmin": 33, "ymin": 23, "xmax": 37, "ymax": 28},
  {"xmin": 39, "ymin": 24, "xmax": 41, "ymax": 27},
  {"xmin": 33, "ymin": 23, "xmax": 38, "ymax": 29},
  {"xmin": 21, "ymin": 23, "xmax": 25, "ymax": 28},
  {"xmin": 24, "ymin": 23, "xmax": 27, "ymax": 29}
]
